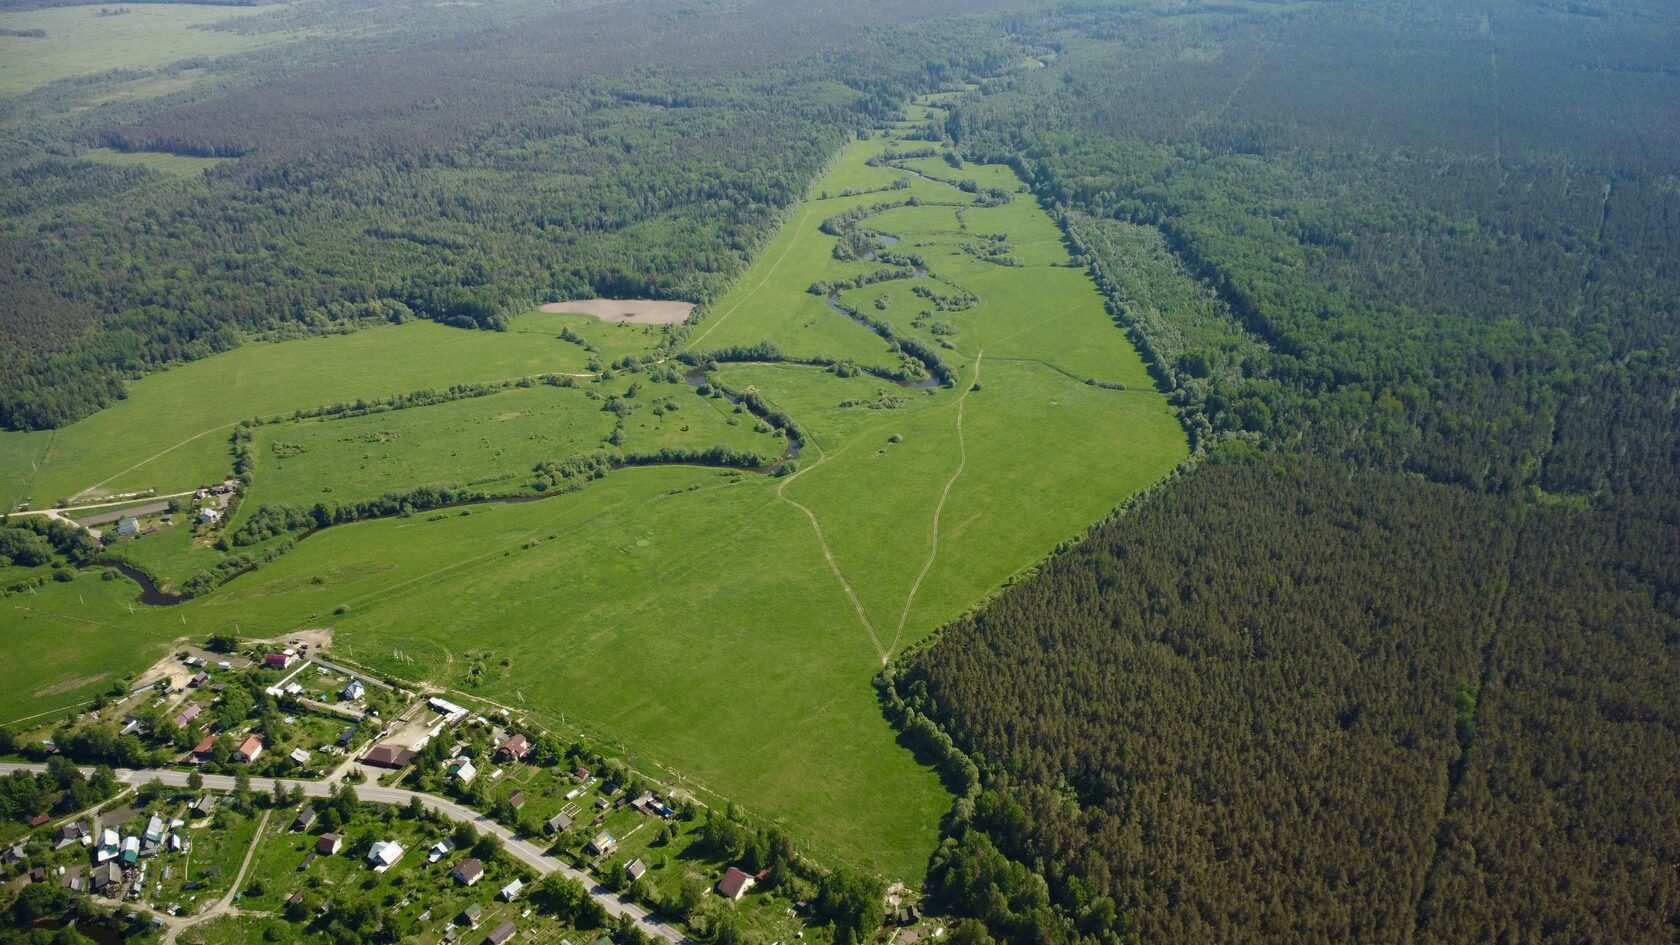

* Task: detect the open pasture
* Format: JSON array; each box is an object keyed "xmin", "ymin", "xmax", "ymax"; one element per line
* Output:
[
  {"xmin": 78, "ymin": 146, "xmax": 230, "ymax": 177},
  {"xmin": 0, "ymin": 2, "xmax": 294, "ymax": 94},
  {"xmin": 246, "ymin": 375, "xmax": 784, "ymax": 509},
  {"xmin": 0, "ymin": 316, "xmax": 596, "ymax": 511}
]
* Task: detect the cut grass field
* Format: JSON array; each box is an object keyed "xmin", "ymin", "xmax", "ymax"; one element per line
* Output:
[
  {"xmin": 0, "ymin": 96, "xmax": 1186, "ymax": 882},
  {"xmin": 0, "ymin": 2, "xmax": 296, "ymax": 95}
]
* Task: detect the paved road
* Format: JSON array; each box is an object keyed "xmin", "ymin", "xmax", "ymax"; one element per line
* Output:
[{"xmin": 0, "ymin": 763, "xmax": 684, "ymax": 944}]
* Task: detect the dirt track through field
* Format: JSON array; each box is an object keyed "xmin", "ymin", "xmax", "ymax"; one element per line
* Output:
[
  {"xmin": 775, "ymin": 451, "xmax": 888, "ymax": 664},
  {"xmin": 75, "ymin": 421, "xmax": 241, "ymax": 500},
  {"xmin": 889, "ymin": 350, "xmax": 981, "ymax": 655}
]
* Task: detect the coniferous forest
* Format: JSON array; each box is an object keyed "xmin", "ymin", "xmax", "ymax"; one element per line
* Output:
[
  {"xmin": 886, "ymin": 2, "xmax": 1680, "ymax": 943},
  {"xmin": 4, "ymin": 0, "xmax": 1678, "ymax": 942}
]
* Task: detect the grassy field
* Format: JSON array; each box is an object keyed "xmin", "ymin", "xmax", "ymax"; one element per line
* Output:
[
  {"xmin": 0, "ymin": 96, "xmax": 1186, "ymax": 882},
  {"xmin": 78, "ymin": 146, "xmax": 230, "ymax": 177},
  {"xmin": 0, "ymin": 571, "xmax": 186, "ymax": 726},
  {"xmin": 244, "ymin": 378, "xmax": 782, "ymax": 511},
  {"xmin": 0, "ymin": 3, "xmax": 294, "ymax": 94},
  {"xmin": 0, "ymin": 316, "xmax": 598, "ymax": 511}
]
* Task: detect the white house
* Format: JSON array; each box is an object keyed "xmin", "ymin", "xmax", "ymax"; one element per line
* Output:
[
  {"xmin": 341, "ymin": 680, "xmax": 366, "ymax": 701},
  {"xmin": 96, "ymin": 829, "xmax": 120, "ymax": 863},
  {"xmin": 448, "ymin": 758, "xmax": 477, "ymax": 785},
  {"xmin": 367, "ymin": 840, "xmax": 404, "ymax": 872}
]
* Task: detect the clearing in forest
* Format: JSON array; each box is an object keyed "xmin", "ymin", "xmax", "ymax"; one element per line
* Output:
[
  {"xmin": 0, "ymin": 97, "xmax": 1186, "ymax": 881},
  {"xmin": 539, "ymin": 298, "xmax": 696, "ymax": 324}
]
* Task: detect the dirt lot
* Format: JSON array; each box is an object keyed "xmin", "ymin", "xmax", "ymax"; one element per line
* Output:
[{"xmin": 538, "ymin": 298, "xmax": 695, "ymax": 324}]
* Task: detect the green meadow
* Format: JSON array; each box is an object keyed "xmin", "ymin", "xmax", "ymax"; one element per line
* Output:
[
  {"xmin": 78, "ymin": 147, "xmax": 230, "ymax": 177},
  {"xmin": 246, "ymin": 377, "xmax": 783, "ymax": 511},
  {"xmin": 0, "ymin": 97, "xmax": 1187, "ymax": 881},
  {"xmin": 0, "ymin": 315, "xmax": 600, "ymax": 510},
  {"xmin": 0, "ymin": 3, "xmax": 295, "ymax": 94}
]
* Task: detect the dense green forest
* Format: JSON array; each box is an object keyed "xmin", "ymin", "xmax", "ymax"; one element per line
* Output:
[{"xmin": 892, "ymin": 1, "xmax": 1680, "ymax": 943}]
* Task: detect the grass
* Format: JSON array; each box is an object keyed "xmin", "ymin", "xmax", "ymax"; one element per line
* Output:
[
  {"xmin": 0, "ymin": 97, "xmax": 1187, "ymax": 883},
  {"xmin": 79, "ymin": 147, "xmax": 230, "ymax": 177},
  {"xmin": 0, "ymin": 3, "xmax": 294, "ymax": 95},
  {"xmin": 0, "ymin": 571, "xmax": 184, "ymax": 726},
  {"xmin": 0, "ymin": 316, "xmax": 598, "ymax": 511}
]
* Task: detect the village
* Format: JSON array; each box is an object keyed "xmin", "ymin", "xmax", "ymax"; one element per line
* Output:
[
  {"xmin": 0, "ymin": 632, "xmax": 936, "ymax": 945},
  {"xmin": 11, "ymin": 480, "xmax": 242, "ymax": 546}
]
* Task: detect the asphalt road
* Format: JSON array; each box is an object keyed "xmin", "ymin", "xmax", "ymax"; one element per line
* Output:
[{"xmin": 0, "ymin": 763, "xmax": 684, "ymax": 944}]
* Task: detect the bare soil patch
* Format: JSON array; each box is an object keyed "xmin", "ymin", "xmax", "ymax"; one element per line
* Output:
[{"xmin": 539, "ymin": 298, "xmax": 695, "ymax": 324}]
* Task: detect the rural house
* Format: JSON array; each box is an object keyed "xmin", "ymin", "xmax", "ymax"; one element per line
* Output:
[
  {"xmin": 626, "ymin": 858, "xmax": 648, "ymax": 881},
  {"xmin": 459, "ymin": 902, "xmax": 483, "ymax": 928},
  {"xmin": 114, "ymin": 517, "xmax": 140, "ymax": 538},
  {"xmin": 55, "ymin": 821, "xmax": 88, "ymax": 849},
  {"xmin": 316, "ymin": 834, "xmax": 343, "ymax": 855},
  {"xmin": 263, "ymin": 653, "xmax": 294, "ymax": 670},
  {"xmin": 494, "ymin": 734, "xmax": 531, "ymax": 762},
  {"xmin": 546, "ymin": 811, "xmax": 574, "ymax": 834},
  {"xmin": 367, "ymin": 840, "xmax": 404, "ymax": 871},
  {"xmin": 717, "ymin": 866, "xmax": 756, "ymax": 901},
  {"xmin": 586, "ymin": 831, "xmax": 617, "ymax": 856},
  {"xmin": 232, "ymin": 734, "xmax": 263, "ymax": 762},
  {"xmin": 290, "ymin": 747, "xmax": 312, "ymax": 766},
  {"xmin": 447, "ymin": 758, "xmax": 477, "ymax": 785},
  {"xmin": 499, "ymin": 878, "xmax": 523, "ymax": 902},
  {"xmin": 91, "ymin": 862, "xmax": 123, "ymax": 893},
  {"xmin": 293, "ymin": 807, "xmax": 317, "ymax": 831},
  {"xmin": 341, "ymin": 679, "xmax": 366, "ymax": 701},
  {"xmin": 485, "ymin": 920, "xmax": 517, "ymax": 945},
  {"xmin": 173, "ymin": 699, "xmax": 204, "ymax": 729},
  {"xmin": 451, "ymin": 857, "xmax": 484, "ymax": 886},
  {"xmin": 364, "ymin": 744, "xmax": 417, "ymax": 768}
]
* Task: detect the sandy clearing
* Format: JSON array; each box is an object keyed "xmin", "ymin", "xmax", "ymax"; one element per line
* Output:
[{"xmin": 539, "ymin": 298, "xmax": 695, "ymax": 324}]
